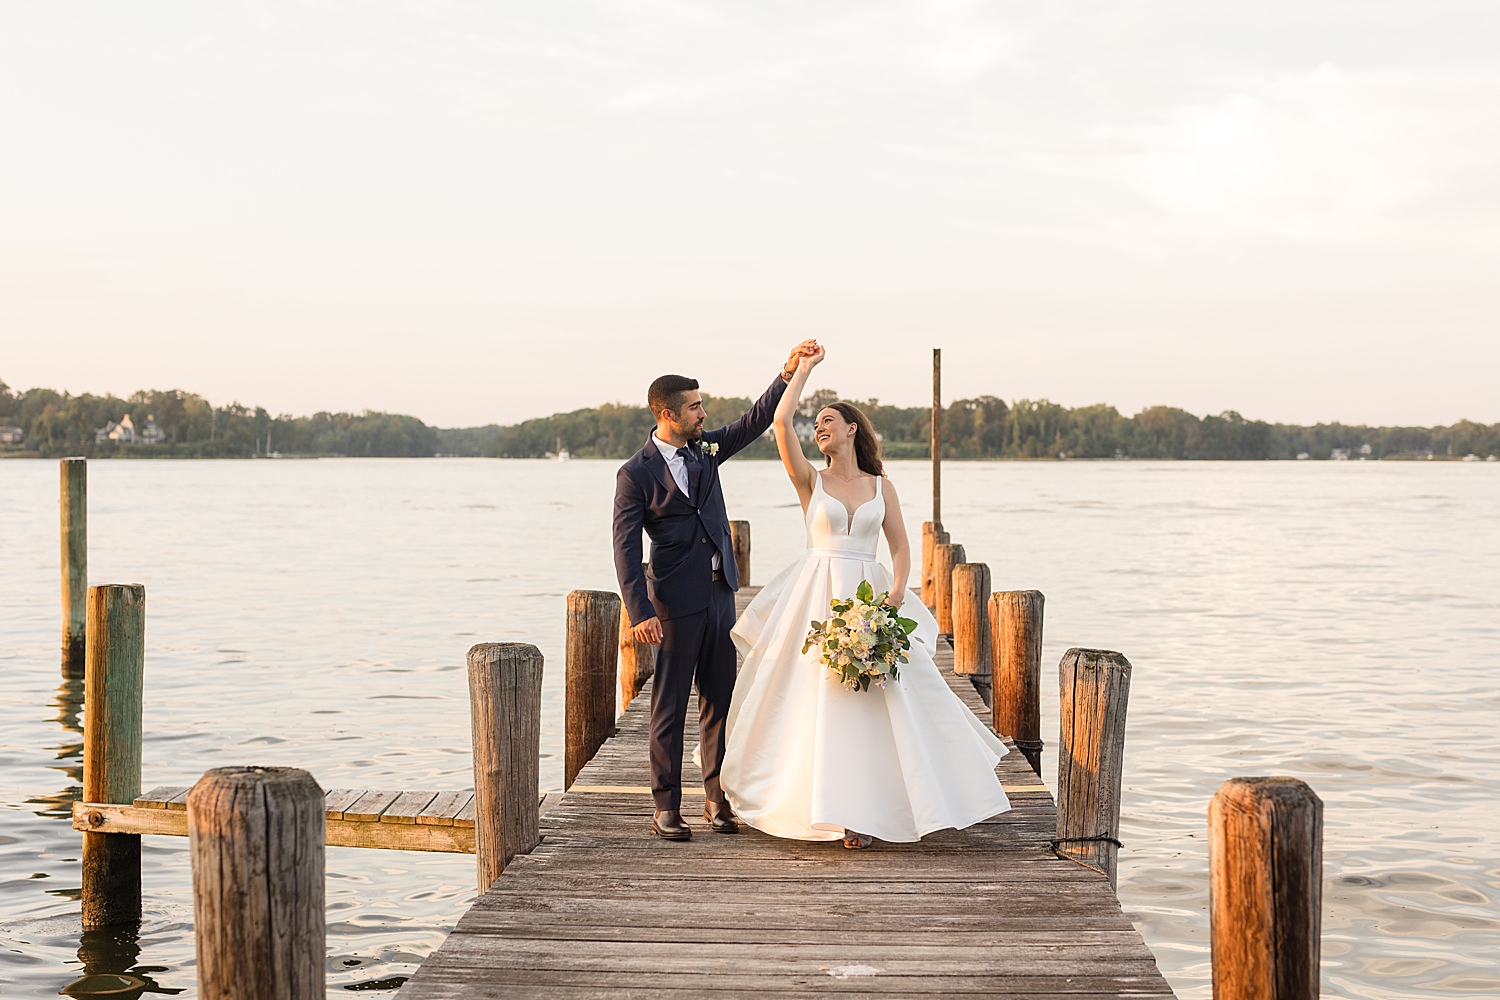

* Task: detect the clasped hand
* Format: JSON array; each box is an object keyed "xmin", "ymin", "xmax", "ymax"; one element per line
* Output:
[{"xmin": 786, "ymin": 339, "xmax": 822, "ymax": 375}]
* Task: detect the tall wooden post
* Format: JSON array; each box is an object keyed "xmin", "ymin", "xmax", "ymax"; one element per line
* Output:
[
  {"xmin": 618, "ymin": 598, "xmax": 657, "ymax": 712},
  {"xmin": 951, "ymin": 563, "xmax": 991, "ymax": 676},
  {"xmin": 60, "ymin": 458, "xmax": 87, "ymax": 676},
  {"xmin": 920, "ymin": 521, "xmax": 949, "ymax": 610},
  {"xmin": 1210, "ymin": 777, "xmax": 1324, "ymax": 1000},
  {"xmin": 468, "ymin": 642, "xmax": 544, "ymax": 893},
  {"xmin": 81, "ymin": 584, "xmax": 144, "ymax": 929},
  {"xmin": 729, "ymin": 520, "xmax": 752, "ymax": 587},
  {"xmin": 931, "ymin": 348, "xmax": 941, "ymax": 525},
  {"xmin": 992, "ymin": 590, "xmax": 1045, "ymax": 776},
  {"xmin": 932, "ymin": 542, "xmax": 965, "ymax": 636},
  {"xmin": 566, "ymin": 590, "xmax": 621, "ymax": 789},
  {"xmin": 1056, "ymin": 647, "xmax": 1131, "ymax": 886},
  {"xmin": 188, "ymin": 766, "xmax": 325, "ymax": 1000}
]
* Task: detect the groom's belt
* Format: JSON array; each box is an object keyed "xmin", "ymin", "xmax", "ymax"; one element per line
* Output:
[{"xmin": 712, "ymin": 570, "xmax": 725, "ymax": 582}]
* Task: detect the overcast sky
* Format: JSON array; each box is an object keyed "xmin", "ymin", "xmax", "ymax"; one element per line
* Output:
[{"xmin": 3, "ymin": 2, "xmax": 1497, "ymax": 427}]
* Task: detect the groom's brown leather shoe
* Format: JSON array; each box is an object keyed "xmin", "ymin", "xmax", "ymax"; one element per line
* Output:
[
  {"xmin": 704, "ymin": 799, "xmax": 739, "ymax": 834},
  {"xmin": 652, "ymin": 810, "xmax": 692, "ymax": 841}
]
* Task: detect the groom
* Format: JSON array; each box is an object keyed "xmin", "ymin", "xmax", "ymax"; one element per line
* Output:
[{"xmin": 614, "ymin": 341, "xmax": 817, "ymax": 840}]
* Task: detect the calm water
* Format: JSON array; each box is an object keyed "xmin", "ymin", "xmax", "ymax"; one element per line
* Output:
[{"xmin": 1, "ymin": 458, "xmax": 1497, "ymax": 998}]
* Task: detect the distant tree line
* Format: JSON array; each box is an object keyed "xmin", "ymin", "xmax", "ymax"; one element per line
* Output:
[
  {"xmin": 4, "ymin": 377, "xmax": 1495, "ymax": 461},
  {"xmin": 478, "ymin": 388, "xmax": 1500, "ymax": 462},
  {"xmin": 478, "ymin": 396, "xmax": 786, "ymax": 460},
  {"xmin": 0, "ymin": 380, "xmax": 438, "ymax": 458}
]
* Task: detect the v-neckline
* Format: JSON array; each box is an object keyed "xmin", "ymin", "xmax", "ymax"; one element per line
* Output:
[{"xmin": 816, "ymin": 472, "xmax": 878, "ymax": 532}]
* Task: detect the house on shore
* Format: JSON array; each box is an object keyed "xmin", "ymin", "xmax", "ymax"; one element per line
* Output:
[
  {"xmin": 0, "ymin": 426, "xmax": 24, "ymax": 444},
  {"xmin": 96, "ymin": 414, "xmax": 137, "ymax": 444},
  {"xmin": 94, "ymin": 413, "xmax": 168, "ymax": 445}
]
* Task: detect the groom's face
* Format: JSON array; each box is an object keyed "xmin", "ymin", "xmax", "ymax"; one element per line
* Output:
[{"xmin": 665, "ymin": 391, "xmax": 707, "ymax": 440}]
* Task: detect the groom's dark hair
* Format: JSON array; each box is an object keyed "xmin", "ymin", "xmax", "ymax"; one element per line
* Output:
[{"xmin": 648, "ymin": 375, "xmax": 700, "ymax": 419}]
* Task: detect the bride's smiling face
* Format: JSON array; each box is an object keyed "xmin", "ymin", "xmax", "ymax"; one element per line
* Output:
[{"xmin": 814, "ymin": 407, "xmax": 856, "ymax": 455}]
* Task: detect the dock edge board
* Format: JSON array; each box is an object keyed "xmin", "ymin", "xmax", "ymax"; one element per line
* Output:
[{"xmin": 72, "ymin": 800, "xmax": 478, "ymax": 854}]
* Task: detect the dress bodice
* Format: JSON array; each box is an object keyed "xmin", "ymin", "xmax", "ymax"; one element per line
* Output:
[{"xmin": 806, "ymin": 473, "xmax": 884, "ymax": 554}]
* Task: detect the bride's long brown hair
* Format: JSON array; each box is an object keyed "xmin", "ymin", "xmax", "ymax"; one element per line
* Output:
[{"xmin": 820, "ymin": 402, "xmax": 884, "ymax": 478}]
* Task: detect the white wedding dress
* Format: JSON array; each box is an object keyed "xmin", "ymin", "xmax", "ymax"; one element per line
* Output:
[{"xmin": 720, "ymin": 473, "xmax": 1012, "ymax": 842}]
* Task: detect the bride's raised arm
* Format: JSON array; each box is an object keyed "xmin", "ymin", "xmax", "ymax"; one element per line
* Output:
[
  {"xmin": 880, "ymin": 477, "xmax": 911, "ymax": 607},
  {"xmin": 772, "ymin": 345, "xmax": 823, "ymax": 507}
]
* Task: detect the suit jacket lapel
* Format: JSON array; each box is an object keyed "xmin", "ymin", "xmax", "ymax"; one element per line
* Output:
[{"xmin": 643, "ymin": 437, "xmax": 685, "ymax": 503}]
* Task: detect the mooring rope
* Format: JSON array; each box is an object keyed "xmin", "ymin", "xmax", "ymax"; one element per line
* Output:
[
  {"xmin": 1048, "ymin": 834, "xmax": 1124, "ymax": 879},
  {"xmin": 1049, "ymin": 834, "xmax": 1124, "ymax": 849}
]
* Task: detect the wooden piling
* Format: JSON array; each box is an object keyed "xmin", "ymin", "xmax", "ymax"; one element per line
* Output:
[
  {"xmin": 730, "ymin": 520, "xmax": 751, "ymax": 587},
  {"xmin": 187, "ymin": 766, "xmax": 325, "ymax": 999},
  {"xmin": 618, "ymin": 598, "xmax": 656, "ymax": 712},
  {"xmin": 60, "ymin": 458, "xmax": 87, "ymax": 676},
  {"xmin": 932, "ymin": 542, "xmax": 965, "ymax": 635},
  {"xmin": 992, "ymin": 589, "xmax": 1045, "ymax": 776},
  {"xmin": 1210, "ymin": 777, "xmax": 1324, "ymax": 1000},
  {"xmin": 920, "ymin": 521, "xmax": 949, "ymax": 610},
  {"xmin": 468, "ymin": 642, "xmax": 544, "ymax": 892},
  {"xmin": 951, "ymin": 563, "xmax": 991, "ymax": 676},
  {"xmin": 931, "ymin": 347, "xmax": 942, "ymax": 525},
  {"xmin": 81, "ymin": 584, "xmax": 144, "ymax": 929},
  {"xmin": 1056, "ymin": 647, "xmax": 1132, "ymax": 886},
  {"xmin": 565, "ymin": 590, "xmax": 621, "ymax": 790}
]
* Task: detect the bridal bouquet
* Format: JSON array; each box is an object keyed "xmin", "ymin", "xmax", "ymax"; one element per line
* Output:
[{"xmin": 803, "ymin": 580, "xmax": 919, "ymax": 692}]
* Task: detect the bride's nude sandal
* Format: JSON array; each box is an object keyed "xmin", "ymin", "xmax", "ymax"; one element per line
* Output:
[{"xmin": 842, "ymin": 830, "xmax": 873, "ymax": 850}]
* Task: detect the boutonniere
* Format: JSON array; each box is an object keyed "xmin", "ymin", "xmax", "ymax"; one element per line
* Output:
[{"xmin": 698, "ymin": 440, "xmax": 719, "ymax": 457}]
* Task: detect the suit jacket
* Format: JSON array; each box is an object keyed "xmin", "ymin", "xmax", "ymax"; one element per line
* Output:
[{"xmin": 614, "ymin": 374, "xmax": 788, "ymax": 625}]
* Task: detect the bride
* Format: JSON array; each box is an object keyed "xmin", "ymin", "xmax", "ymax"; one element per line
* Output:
[{"xmin": 720, "ymin": 342, "xmax": 1012, "ymax": 848}]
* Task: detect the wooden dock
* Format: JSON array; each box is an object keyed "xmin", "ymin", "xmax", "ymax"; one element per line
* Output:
[{"xmin": 402, "ymin": 587, "xmax": 1176, "ymax": 999}]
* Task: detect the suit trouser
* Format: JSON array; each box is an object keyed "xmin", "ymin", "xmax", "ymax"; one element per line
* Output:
[{"xmin": 649, "ymin": 579, "xmax": 737, "ymax": 811}]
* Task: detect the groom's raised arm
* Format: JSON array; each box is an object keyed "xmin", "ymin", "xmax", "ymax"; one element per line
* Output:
[
  {"xmin": 711, "ymin": 373, "xmax": 789, "ymax": 461},
  {"xmin": 613, "ymin": 466, "xmax": 655, "ymax": 628}
]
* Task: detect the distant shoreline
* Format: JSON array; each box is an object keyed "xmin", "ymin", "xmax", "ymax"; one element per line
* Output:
[
  {"xmin": 3, "ymin": 379, "xmax": 1496, "ymax": 462},
  {"xmin": 3, "ymin": 451, "xmax": 1493, "ymax": 464}
]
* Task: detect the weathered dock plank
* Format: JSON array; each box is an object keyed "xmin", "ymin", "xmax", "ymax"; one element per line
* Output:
[
  {"xmin": 418, "ymin": 790, "xmax": 474, "ymax": 826},
  {"xmin": 402, "ymin": 586, "xmax": 1175, "ymax": 998},
  {"xmin": 75, "ymin": 785, "xmax": 478, "ymax": 853}
]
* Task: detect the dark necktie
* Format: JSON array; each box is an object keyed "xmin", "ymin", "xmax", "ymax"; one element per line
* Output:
[{"xmin": 676, "ymin": 446, "xmax": 702, "ymax": 501}]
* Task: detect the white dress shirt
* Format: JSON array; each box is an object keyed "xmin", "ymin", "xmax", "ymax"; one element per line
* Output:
[{"xmin": 652, "ymin": 433, "xmax": 720, "ymax": 570}]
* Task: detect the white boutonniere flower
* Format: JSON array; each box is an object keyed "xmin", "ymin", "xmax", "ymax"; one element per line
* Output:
[{"xmin": 699, "ymin": 441, "xmax": 719, "ymax": 457}]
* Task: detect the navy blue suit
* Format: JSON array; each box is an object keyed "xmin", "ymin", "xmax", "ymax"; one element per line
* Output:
[{"xmin": 613, "ymin": 374, "xmax": 788, "ymax": 809}]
